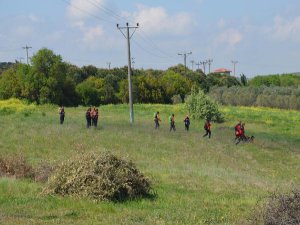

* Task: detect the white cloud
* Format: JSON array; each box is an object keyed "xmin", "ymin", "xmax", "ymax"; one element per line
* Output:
[
  {"xmin": 272, "ymin": 16, "xmax": 300, "ymax": 41},
  {"xmin": 14, "ymin": 26, "xmax": 34, "ymax": 37},
  {"xmin": 67, "ymin": 0, "xmax": 106, "ymax": 22},
  {"xmin": 129, "ymin": 5, "xmax": 193, "ymax": 36},
  {"xmin": 215, "ymin": 28, "xmax": 243, "ymax": 47},
  {"xmin": 28, "ymin": 14, "xmax": 40, "ymax": 23},
  {"xmin": 83, "ymin": 26, "xmax": 104, "ymax": 45}
]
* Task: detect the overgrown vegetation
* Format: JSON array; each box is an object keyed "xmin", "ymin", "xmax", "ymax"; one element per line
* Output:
[
  {"xmin": 209, "ymin": 86, "xmax": 300, "ymax": 110},
  {"xmin": 248, "ymin": 189, "xmax": 300, "ymax": 225},
  {"xmin": 0, "ymin": 154, "xmax": 35, "ymax": 179},
  {"xmin": 43, "ymin": 152, "xmax": 153, "ymax": 202}
]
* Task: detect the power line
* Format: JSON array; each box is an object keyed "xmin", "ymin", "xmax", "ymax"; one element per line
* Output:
[
  {"xmin": 60, "ymin": 0, "xmax": 115, "ymax": 24},
  {"xmin": 117, "ymin": 22, "xmax": 139, "ymax": 124},
  {"xmin": 207, "ymin": 59, "xmax": 213, "ymax": 74}
]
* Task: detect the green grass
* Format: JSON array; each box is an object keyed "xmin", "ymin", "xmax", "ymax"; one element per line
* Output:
[{"xmin": 0, "ymin": 103, "xmax": 299, "ymax": 225}]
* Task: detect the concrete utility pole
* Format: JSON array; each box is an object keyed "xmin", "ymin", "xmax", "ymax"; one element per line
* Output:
[
  {"xmin": 117, "ymin": 22, "xmax": 139, "ymax": 124},
  {"xmin": 231, "ymin": 60, "xmax": 238, "ymax": 76},
  {"xmin": 107, "ymin": 62, "xmax": 111, "ymax": 70},
  {"xmin": 190, "ymin": 60, "xmax": 195, "ymax": 71},
  {"xmin": 207, "ymin": 59, "xmax": 213, "ymax": 74},
  {"xmin": 200, "ymin": 61, "xmax": 208, "ymax": 74},
  {"xmin": 178, "ymin": 51, "xmax": 192, "ymax": 73},
  {"xmin": 22, "ymin": 45, "xmax": 32, "ymax": 65}
]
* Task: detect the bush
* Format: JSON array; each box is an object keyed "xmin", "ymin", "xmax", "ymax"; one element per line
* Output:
[
  {"xmin": 185, "ymin": 88, "xmax": 223, "ymax": 122},
  {"xmin": 248, "ymin": 189, "xmax": 300, "ymax": 225},
  {"xmin": 43, "ymin": 152, "xmax": 153, "ymax": 202},
  {"xmin": 0, "ymin": 154, "xmax": 35, "ymax": 179}
]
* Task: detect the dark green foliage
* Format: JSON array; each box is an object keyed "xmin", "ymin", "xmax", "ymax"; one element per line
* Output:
[
  {"xmin": 0, "ymin": 48, "xmax": 249, "ymax": 106},
  {"xmin": 209, "ymin": 86, "xmax": 300, "ymax": 110},
  {"xmin": 249, "ymin": 74, "xmax": 300, "ymax": 87},
  {"xmin": 185, "ymin": 88, "xmax": 223, "ymax": 122},
  {"xmin": 43, "ymin": 152, "xmax": 153, "ymax": 202},
  {"xmin": 248, "ymin": 189, "xmax": 300, "ymax": 225}
]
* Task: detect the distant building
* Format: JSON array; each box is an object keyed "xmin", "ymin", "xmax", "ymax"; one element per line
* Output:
[{"xmin": 212, "ymin": 68, "xmax": 232, "ymax": 76}]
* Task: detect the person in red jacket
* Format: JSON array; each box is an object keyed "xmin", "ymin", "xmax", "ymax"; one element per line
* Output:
[
  {"xmin": 235, "ymin": 121, "xmax": 242, "ymax": 140},
  {"xmin": 203, "ymin": 119, "xmax": 211, "ymax": 138}
]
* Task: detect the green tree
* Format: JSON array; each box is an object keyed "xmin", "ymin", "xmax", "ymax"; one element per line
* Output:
[{"xmin": 185, "ymin": 88, "xmax": 223, "ymax": 122}]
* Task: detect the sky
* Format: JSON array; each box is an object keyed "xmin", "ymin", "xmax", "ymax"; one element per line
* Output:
[{"xmin": 1, "ymin": 0, "xmax": 300, "ymax": 77}]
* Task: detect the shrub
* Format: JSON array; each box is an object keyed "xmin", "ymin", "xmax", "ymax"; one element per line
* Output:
[
  {"xmin": 248, "ymin": 189, "xmax": 300, "ymax": 225},
  {"xmin": 43, "ymin": 152, "xmax": 153, "ymax": 202},
  {"xmin": 0, "ymin": 154, "xmax": 35, "ymax": 179},
  {"xmin": 185, "ymin": 88, "xmax": 223, "ymax": 122}
]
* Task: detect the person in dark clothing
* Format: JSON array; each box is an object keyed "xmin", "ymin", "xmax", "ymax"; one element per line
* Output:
[
  {"xmin": 169, "ymin": 114, "xmax": 176, "ymax": 132},
  {"xmin": 86, "ymin": 108, "xmax": 92, "ymax": 128},
  {"xmin": 184, "ymin": 115, "xmax": 190, "ymax": 131},
  {"xmin": 59, "ymin": 106, "xmax": 65, "ymax": 124},
  {"xmin": 154, "ymin": 111, "xmax": 161, "ymax": 129},
  {"xmin": 91, "ymin": 107, "xmax": 96, "ymax": 127},
  {"xmin": 203, "ymin": 119, "xmax": 211, "ymax": 138}
]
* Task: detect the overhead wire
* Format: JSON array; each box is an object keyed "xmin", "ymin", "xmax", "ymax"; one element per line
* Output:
[{"xmin": 60, "ymin": 0, "xmax": 116, "ymax": 25}]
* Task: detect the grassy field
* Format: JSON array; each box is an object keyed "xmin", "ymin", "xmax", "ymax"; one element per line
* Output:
[{"xmin": 0, "ymin": 100, "xmax": 299, "ymax": 225}]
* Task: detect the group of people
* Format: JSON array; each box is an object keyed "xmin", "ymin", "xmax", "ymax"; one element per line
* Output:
[
  {"xmin": 153, "ymin": 111, "xmax": 211, "ymax": 138},
  {"xmin": 85, "ymin": 107, "xmax": 99, "ymax": 128},
  {"xmin": 234, "ymin": 121, "xmax": 254, "ymax": 144},
  {"xmin": 58, "ymin": 107, "xmax": 253, "ymax": 144}
]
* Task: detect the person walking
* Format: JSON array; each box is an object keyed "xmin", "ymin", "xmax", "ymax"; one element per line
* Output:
[
  {"xmin": 86, "ymin": 108, "xmax": 92, "ymax": 128},
  {"xmin": 58, "ymin": 106, "xmax": 65, "ymax": 125},
  {"xmin": 184, "ymin": 115, "xmax": 190, "ymax": 131},
  {"xmin": 203, "ymin": 119, "xmax": 211, "ymax": 138},
  {"xmin": 169, "ymin": 114, "xmax": 176, "ymax": 132},
  {"xmin": 154, "ymin": 111, "xmax": 161, "ymax": 129},
  {"xmin": 94, "ymin": 108, "xmax": 99, "ymax": 127}
]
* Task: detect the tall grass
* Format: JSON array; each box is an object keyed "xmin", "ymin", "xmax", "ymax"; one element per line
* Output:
[{"xmin": 0, "ymin": 100, "xmax": 299, "ymax": 224}]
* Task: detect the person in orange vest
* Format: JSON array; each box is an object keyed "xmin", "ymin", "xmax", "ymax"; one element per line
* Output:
[
  {"xmin": 169, "ymin": 114, "xmax": 176, "ymax": 132},
  {"xmin": 94, "ymin": 108, "xmax": 99, "ymax": 127},
  {"xmin": 203, "ymin": 119, "xmax": 211, "ymax": 138}
]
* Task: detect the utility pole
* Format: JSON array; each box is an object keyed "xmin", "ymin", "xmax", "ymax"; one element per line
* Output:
[
  {"xmin": 22, "ymin": 45, "xmax": 32, "ymax": 65},
  {"xmin": 117, "ymin": 22, "xmax": 139, "ymax": 124},
  {"xmin": 195, "ymin": 62, "xmax": 201, "ymax": 71},
  {"xmin": 178, "ymin": 51, "xmax": 192, "ymax": 73},
  {"xmin": 190, "ymin": 60, "xmax": 195, "ymax": 71},
  {"xmin": 107, "ymin": 62, "xmax": 111, "ymax": 70},
  {"xmin": 231, "ymin": 60, "xmax": 238, "ymax": 76},
  {"xmin": 131, "ymin": 57, "xmax": 135, "ymax": 69},
  {"xmin": 207, "ymin": 59, "xmax": 213, "ymax": 74},
  {"xmin": 200, "ymin": 61, "xmax": 208, "ymax": 74}
]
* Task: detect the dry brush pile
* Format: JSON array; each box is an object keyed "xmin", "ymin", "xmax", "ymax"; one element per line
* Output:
[{"xmin": 43, "ymin": 152, "xmax": 153, "ymax": 202}]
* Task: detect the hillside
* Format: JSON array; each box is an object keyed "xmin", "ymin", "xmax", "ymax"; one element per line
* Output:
[{"xmin": 0, "ymin": 102, "xmax": 299, "ymax": 224}]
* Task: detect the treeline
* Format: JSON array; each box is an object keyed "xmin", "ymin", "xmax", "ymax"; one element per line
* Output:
[
  {"xmin": 0, "ymin": 48, "xmax": 241, "ymax": 106},
  {"xmin": 209, "ymin": 86, "xmax": 300, "ymax": 110},
  {"xmin": 249, "ymin": 74, "xmax": 300, "ymax": 87}
]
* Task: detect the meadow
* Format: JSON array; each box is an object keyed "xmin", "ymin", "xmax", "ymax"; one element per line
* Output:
[{"xmin": 0, "ymin": 99, "xmax": 299, "ymax": 225}]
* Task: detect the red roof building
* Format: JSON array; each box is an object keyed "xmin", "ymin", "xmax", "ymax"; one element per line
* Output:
[{"xmin": 213, "ymin": 68, "xmax": 232, "ymax": 75}]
